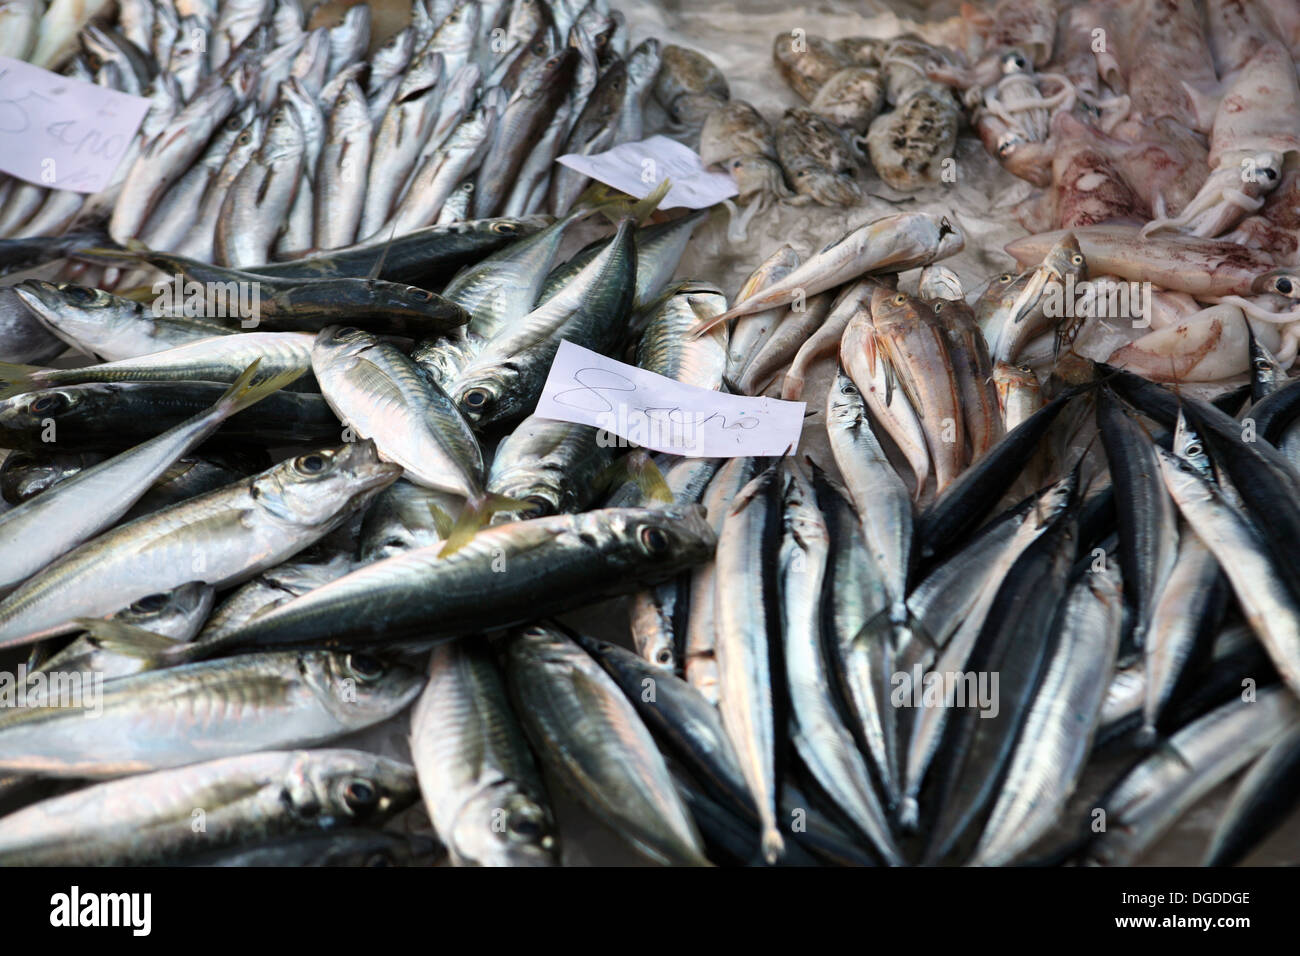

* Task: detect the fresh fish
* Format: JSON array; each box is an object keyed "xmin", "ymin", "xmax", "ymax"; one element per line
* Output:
[
  {"xmin": 189, "ymin": 505, "xmax": 716, "ymax": 654},
  {"xmin": 486, "ymin": 414, "xmax": 611, "ymax": 521},
  {"xmin": 0, "ymin": 750, "xmax": 418, "ymax": 865},
  {"xmin": 1203, "ymin": 723, "xmax": 1300, "ymax": 867},
  {"xmin": 970, "ymin": 566, "xmax": 1123, "ymax": 865},
  {"xmin": 0, "ymin": 651, "xmax": 423, "ymax": 777},
  {"xmin": 714, "ymin": 466, "xmax": 785, "ymax": 863},
  {"xmin": 635, "ymin": 284, "xmax": 728, "ymax": 390},
  {"xmin": 505, "ymin": 624, "xmax": 708, "ymax": 866},
  {"xmin": 780, "ymin": 464, "xmax": 901, "ymax": 864},
  {"xmin": 411, "ymin": 640, "xmax": 559, "ymax": 866},
  {"xmin": 0, "ymin": 441, "xmax": 398, "ymax": 650}
]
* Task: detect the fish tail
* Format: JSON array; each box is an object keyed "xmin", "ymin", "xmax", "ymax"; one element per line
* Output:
[
  {"xmin": 438, "ymin": 492, "xmax": 528, "ymax": 556},
  {"xmin": 687, "ymin": 304, "xmax": 739, "ymax": 339},
  {"xmin": 584, "ymin": 178, "xmax": 672, "ymax": 226},
  {"xmin": 0, "ymin": 362, "xmax": 43, "ymax": 399},
  {"xmin": 898, "ymin": 796, "xmax": 921, "ymax": 832},
  {"xmin": 760, "ymin": 825, "xmax": 786, "ymax": 865},
  {"xmin": 214, "ymin": 360, "xmax": 305, "ymax": 417},
  {"xmin": 594, "ymin": 451, "xmax": 673, "ymax": 504},
  {"xmin": 73, "ymin": 617, "xmax": 189, "ymax": 669}
]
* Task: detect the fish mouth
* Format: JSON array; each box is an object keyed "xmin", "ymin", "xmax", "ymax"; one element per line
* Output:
[{"xmin": 12, "ymin": 280, "xmax": 64, "ymax": 315}]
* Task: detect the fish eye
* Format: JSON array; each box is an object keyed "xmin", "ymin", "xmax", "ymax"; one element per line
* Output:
[
  {"xmin": 999, "ymin": 274, "xmax": 1014, "ymax": 283},
  {"xmin": 640, "ymin": 526, "xmax": 670, "ymax": 554},
  {"xmin": 407, "ymin": 288, "xmax": 433, "ymax": 301},
  {"xmin": 509, "ymin": 813, "xmax": 542, "ymax": 838},
  {"xmin": 841, "ymin": 380, "xmax": 859, "ymax": 394},
  {"xmin": 492, "ymin": 222, "xmax": 516, "ymax": 234},
  {"xmin": 129, "ymin": 592, "xmax": 169, "ymax": 613},
  {"xmin": 1185, "ymin": 440, "xmax": 1203, "ymax": 458},
  {"xmin": 346, "ymin": 653, "xmax": 385, "ymax": 681},
  {"xmin": 344, "ymin": 779, "xmax": 378, "ymax": 809},
  {"xmin": 63, "ymin": 285, "xmax": 97, "ymax": 304},
  {"xmin": 1071, "ymin": 254, "xmax": 1084, "ymax": 265},
  {"xmin": 295, "ymin": 453, "xmax": 328, "ymax": 474},
  {"xmin": 655, "ymin": 648, "xmax": 674, "ymax": 666},
  {"xmin": 462, "ymin": 387, "xmax": 492, "ymax": 409},
  {"xmin": 1275, "ymin": 276, "xmax": 1294, "ymax": 296},
  {"xmin": 933, "ymin": 302, "xmax": 944, "ymax": 312},
  {"xmin": 30, "ymin": 393, "xmax": 67, "ymax": 415},
  {"xmin": 237, "ymin": 132, "xmax": 251, "ymax": 144},
  {"xmin": 892, "ymin": 293, "xmax": 907, "ymax": 305}
]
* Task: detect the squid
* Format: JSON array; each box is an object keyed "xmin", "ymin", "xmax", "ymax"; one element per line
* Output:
[{"xmin": 1143, "ymin": 42, "xmax": 1300, "ymax": 238}]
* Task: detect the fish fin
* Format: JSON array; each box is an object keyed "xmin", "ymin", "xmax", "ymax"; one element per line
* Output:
[
  {"xmin": 214, "ymin": 360, "xmax": 304, "ymax": 416},
  {"xmin": 594, "ymin": 451, "xmax": 673, "ymax": 504},
  {"xmin": 427, "ymin": 503, "xmax": 455, "ymax": 540},
  {"xmin": 0, "ymin": 362, "xmax": 42, "ymax": 399},
  {"xmin": 628, "ymin": 178, "xmax": 671, "ymax": 225},
  {"xmin": 367, "ymin": 223, "xmax": 400, "ymax": 282},
  {"xmin": 438, "ymin": 492, "xmax": 528, "ymax": 556},
  {"xmin": 73, "ymin": 617, "xmax": 185, "ymax": 665}
]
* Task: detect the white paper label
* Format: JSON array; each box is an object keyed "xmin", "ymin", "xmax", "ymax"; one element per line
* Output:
[
  {"xmin": 0, "ymin": 57, "xmax": 151, "ymax": 194},
  {"xmin": 535, "ymin": 340, "xmax": 805, "ymax": 457},
  {"xmin": 556, "ymin": 135, "xmax": 738, "ymax": 210}
]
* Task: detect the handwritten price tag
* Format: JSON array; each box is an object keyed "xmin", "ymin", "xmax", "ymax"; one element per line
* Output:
[
  {"xmin": 557, "ymin": 135, "xmax": 738, "ymax": 210},
  {"xmin": 0, "ymin": 56, "xmax": 151, "ymax": 194},
  {"xmin": 535, "ymin": 340, "xmax": 805, "ymax": 457}
]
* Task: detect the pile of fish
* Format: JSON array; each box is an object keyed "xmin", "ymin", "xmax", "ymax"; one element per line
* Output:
[
  {"xmin": 0, "ymin": 188, "xmax": 1297, "ymax": 866},
  {"xmin": 0, "ymin": 0, "xmax": 664, "ymax": 270},
  {"xmin": 1, "ymin": 0, "xmax": 1300, "ymax": 868}
]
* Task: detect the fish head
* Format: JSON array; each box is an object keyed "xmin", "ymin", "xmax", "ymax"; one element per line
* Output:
[
  {"xmin": 305, "ymin": 651, "xmax": 426, "ymax": 726},
  {"xmin": 827, "ymin": 367, "xmax": 867, "ymax": 426},
  {"xmin": 311, "ymin": 324, "xmax": 378, "ymax": 366},
  {"xmin": 251, "ymin": 441, "xmax": 402, "ymax": 529},
  {"xmin": 113, "ymin": 581, "xmax": 215, "ymax": 641},
  {"xmin": 259, "ymin": 101, "xmax": 304, "ymax": 161},
  {"xmin": 0, "ymin": 384, "xmax": 114, "ymax": 442},
  {"xmin": 599, "ymin": 503, "xmax": 717, "ymax": 577},
  {"xmin": 918, "ymin": 264, "xmax": 964, "ymax": 302},
  {"xmin": 13, "ymin": 280, "xmax": 139, "ymax": 346},
  {"xmin": 1043, "ymin": 233, "xmax": 1087, "ymax": 282},
  {"xmin": 453, "ymin": 366, "xmax": 520, "ymax": 429},
  {"xmin": 446, "ymin": 783, "xmax": 560, "ymax": 866},
  {"xmin": 869, "ymin": 285, "xmax": 926, "ymax": 328},
  {"xmin": 626, "ymin": 38, "xmax": 663, "ymax": 91},
  {"xmin": 301, "ymin": 751, "xmax": 420, "ymax": 826}
]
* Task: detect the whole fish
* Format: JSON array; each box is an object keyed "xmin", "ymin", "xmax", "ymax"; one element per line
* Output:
[
  {"xmin": 0, "ymin": 651, "xmax": 423, "ymax": 777},
  {"xmin": 12, "ymin": 280, "xmax": 233, "ymax": 361},
  {"xmin": 0, "ymin": 750, "xmax": 417, "ymax": 865},
  {"xmin": 714, "ymin": 467, "xmax": 785, "ymax": 863},
  {"xmin": 411, "ymin": 640, "xmax": 559, "ymax": 866},
  {"xmin": 312, "ymin": 326, "xmax": 487, "ymax": 511},
  {"xmin": 0, "ymin": 380, "xmax": 337, "ymax": 452},
  {"xmin": 186, "ymin": 505, "xmax": 716, "ymax": 654},
  {"xmin": 0, "ymin": 333, "xmax": 316, "ymax": 395},
  {"xmin": 0, "ymin": 441, "xmax": 398, "ymax": 650},
  {"xmin": 970, "ymin": 565, "xmax": 1123, "ymax": 865},
  {"xmin": 780, "ymin": 465, "xmax": 901, "ymax": 864},
  {"xmin": 505, "ymin": 624, "xmax": 708, "ymax": 866},
  {"xmin": 691, "ymin": 213, "xmax": 964, "ymax": 333},
  {"xmin": 316, "ymin": 83, "xmax": 372, "ymax": 246},
  {"xmin": 825, "ymin": 369, "xmax": 911, "ymax": 622},
  {"xmin": 216, "ymin": 102, "xmax": 305, "ymax": 267}
]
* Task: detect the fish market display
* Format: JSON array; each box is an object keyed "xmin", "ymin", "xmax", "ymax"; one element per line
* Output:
[{"xmin": 0, "ymin": 0, "xmax": 1298, "ymax": 872}]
